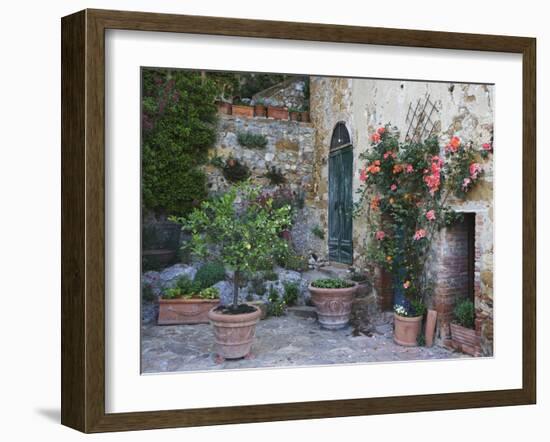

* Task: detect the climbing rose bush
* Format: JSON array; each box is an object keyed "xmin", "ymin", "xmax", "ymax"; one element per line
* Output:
[{"xmin": 355, "ymin": 125, "xmax": 492, "ymax": 313}]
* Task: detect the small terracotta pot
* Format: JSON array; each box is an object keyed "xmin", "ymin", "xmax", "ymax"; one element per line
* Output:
[
  {"xmin": 208, "ymin": 306, "xmax": 261, "ymax": 359},
  {"xmin": 216, "ymin": 101, "xmax": 232, "ymax": 115},
  {"xmin": 393, "ymin": 313, "xmax": 422, "ymax": 346},
  {"xmin": 267, "ymin": 105, "xmax": 289, "ymax": 120},
  {"xmin": 450, "ymin": 322, "xmax": 480, "ymax": 348},
  {"xmin": 300, "ymin": 111, "xmax": 310, "ymax": 122},
  {"xmin": 289, "ymin": 111, "xmax": 300, "ymax": 122},
  {"xmin": 308, "ymin": 282, "xmax": 357, "ymax": 329},
  {"xmin": 232, "ymin": 104, "xmax": 254, "ymax": 118},
  {"xmin": 157, "ymin": 298, "xmax": 220, "ymax": 325},
  {"xmin": 254, "ymin": 104, "xmax": 267, "ymax": 117}
]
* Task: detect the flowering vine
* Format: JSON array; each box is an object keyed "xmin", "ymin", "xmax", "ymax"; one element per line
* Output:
[{"xmin": 354, "ymin": 125, "xmax": 492, "ymax": 315}]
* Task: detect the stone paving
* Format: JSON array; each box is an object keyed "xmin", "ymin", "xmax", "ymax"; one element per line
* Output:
[{"xmin": 141, "ymin": 307, "xmax": 468, "ymax": 373}]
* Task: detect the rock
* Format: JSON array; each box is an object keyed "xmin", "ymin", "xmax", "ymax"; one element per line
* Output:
[
  {"xmin": 213, "ymin": 280, "xmax": 235, "ymax": 306},
  {"xmin": 159, "ymin": 264, "xmax": 197, "ymax": 287}
]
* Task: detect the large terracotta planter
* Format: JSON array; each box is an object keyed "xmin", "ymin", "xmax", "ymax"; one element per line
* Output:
[
  {"xmin": 208, "ymin": 306, "xmax": 261, "ymax": 359},
  {"xmin": 393, "ymin": 313, "xmax": 422, "ymax": 346},
  {"xmin": 308, "ymin": 282, "xmax": 357, "ymax": 329},
  {"xmin": 232, "ymin": 104, "xmax": 254, "ymax": 118},
  {"xmin": 157, "ymin": 298, "xmax": 219, "ymax": 325},
  {"xmin": 450, "ymin": 322, "xmax": 481, "ymax": 355}
]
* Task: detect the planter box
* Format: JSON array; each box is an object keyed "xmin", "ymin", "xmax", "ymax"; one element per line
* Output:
[
  {"xmin": 232, "ymin": 104, "xmax": 254, "ymax": 118},
  {"xmin": 216, "ymin": 101, "xmax": 232, "ymax": 115},
  {"xmin": 157, "ymin": 298, "xmax": 220, "ymax": 325},
  {"xmin": 289, "ymin": 111, "xmax": 300, "ymax": 121},
  {"xmin": 254, "ymin": 104, "xmax": 267, "ymax": 117},
  {"xmin": 450, "ymin": 322, "xmax": 481, "ymax": 356},
  {"xmin": 267, "ymin": 105, "xmax": 289, "ymax": 120}
]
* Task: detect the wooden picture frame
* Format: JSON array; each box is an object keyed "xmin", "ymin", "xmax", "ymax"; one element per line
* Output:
[{"xmin": 61, "ymin": 8, "xmax": 536, "ymax": 433}]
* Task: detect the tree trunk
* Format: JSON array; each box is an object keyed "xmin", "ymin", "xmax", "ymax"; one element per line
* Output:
[{"xmin": 232, "ymin": 270, "xmax": 240, "ymax": 308}]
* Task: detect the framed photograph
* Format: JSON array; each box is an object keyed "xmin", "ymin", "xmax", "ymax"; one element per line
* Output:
[{"xmin": 61, "ymin": 9, "xmax": 536, "ymax": 433}]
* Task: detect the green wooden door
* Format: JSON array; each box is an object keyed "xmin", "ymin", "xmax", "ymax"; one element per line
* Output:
[{"xmin": 328, "ymin": 145, "xmax": 353, "ymax": 264}]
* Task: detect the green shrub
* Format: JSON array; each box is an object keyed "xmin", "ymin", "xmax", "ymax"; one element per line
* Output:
[
  {"xmin": 280, "ymin": 252, "xmax": 309, "ymax": 272},
  {"xmin": 264, "ymin": 166, "xmax": 286, "ymax": 185},
  {"xmin": 194, "ymin": 262, "xmax": 226, "ymax": 289},
  {"xmin": 237, "ymin": 131, "xmax": 268, "ymax": 149},
  {"xmin": 283, "ymin": 282, "xmax": 299, "ymax": 306},
  {"xmin": 141, "ymin": 68, "xmax": 217, "ymax": 217},
  {"xmin": 199, "ymin": 287, "xmax": 220, "ymax": 300},
  {"xmin": 311, "ymin": 225, "xmax": 325, "ymax": 239},
  {"xmin": 454, "ymin": 298, "xmax": 475, "ymax": 329},
  {"xmin": 263, "ymin": 270, "xmax": 279, "ymax": 281},
  {"xmin": 222, "ymin": 158, "xmax": 250, "ymax": 182},
  {"xmin": 250, "ymin": 276, "xmax": 266, "ymax": 296},
  {"xmin": 267, "ymin": 287, "xmax": 286, "ymax": 317},
  {"xmin": 311, "ymin": 278, "xmax": 354, "ymax": 289},
  {"xmin": 175, "ymin": 275, "xmax": 200, "ymax": 295}
]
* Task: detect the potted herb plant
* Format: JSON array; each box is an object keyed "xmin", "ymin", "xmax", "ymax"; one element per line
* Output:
[
  {"xmin": 175, "ymin": 183, "xmax": 291, "ymax": 360},
  {"xmin": 157, "ymin": 276, "xmax": 220, "ymax": 325},
  {"xmin": 308, "ymin": 278, "xmax": 357, "ymax": 329},
  {"xmin": 450, "ymin": 298, "xmax": 481, "ymax": 354}
]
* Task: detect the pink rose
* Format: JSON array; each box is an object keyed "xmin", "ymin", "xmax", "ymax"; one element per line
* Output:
[
  {"xmin": 469, "ymin": 162, "xmax": 482, "ymax": 179},
  {"xmin": 371, "ymin": 132, "xmax": 381, "ymax": 143},
  {"xmin": 426, "ymin": 210, "xmax": 436, "ymax": 221},
  {"xmin": 403, "ymin": 281, "xmax": 411, "ymax": 289},
  {"xmin": 482, "ymin": 143, "xmax": 492, "ymax": 151},
  {"xmin": 375, "ymin": 230, "xmax": 386, "ymax": 241},
  {"xmin": 359, "ymin": 167, "xmax": 367, "ymax": 182},
  {"xmin": 413, "ymin": 229, "xmax": 427, "ymax": 240},
  {"xmin": 390, "ymin": 184, "xmax": 397, "ymax": 191},
  {"xmin": 377, "ymin": 127, "xmax": 386, "ymax": 135},
  {"xmin": 406, "ymin": 164, "xmax": 414, "ymax": 173}
]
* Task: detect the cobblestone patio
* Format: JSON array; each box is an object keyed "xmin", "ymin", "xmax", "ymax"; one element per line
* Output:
[{"xmin": 141, "ymin": 308, "xmax": 467, "ymax": 373}]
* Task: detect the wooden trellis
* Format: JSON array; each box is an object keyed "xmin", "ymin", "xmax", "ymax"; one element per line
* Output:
[{"xmin": 404, "ymin": 95, "xmax": 439, "ymax": 142}]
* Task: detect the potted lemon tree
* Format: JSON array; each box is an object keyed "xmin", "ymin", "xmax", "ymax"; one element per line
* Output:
[{"xmin": 173, "ymin": 183, "xmax": 291, "ymax": 360}]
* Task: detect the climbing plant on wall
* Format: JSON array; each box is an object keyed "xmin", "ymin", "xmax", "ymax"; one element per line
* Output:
[
  {"xmin": 141, "ymin": 68, "xmax": 218, "ymax": 217},
  {"xmin": 355, "ymin": 125, "xmax": 492, "ymax": 314}
]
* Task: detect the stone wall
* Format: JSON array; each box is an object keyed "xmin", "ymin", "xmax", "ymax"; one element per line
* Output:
[{"xmin": 206, "ymin": 113, "xmax": 324, "ymax": 257}]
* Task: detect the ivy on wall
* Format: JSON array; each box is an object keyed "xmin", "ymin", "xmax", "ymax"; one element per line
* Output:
[{"xmin": 141, "ymin": 68, "xmax": 218, "ymax": 217}]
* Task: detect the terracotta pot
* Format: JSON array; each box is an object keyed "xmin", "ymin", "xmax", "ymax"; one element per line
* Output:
[
  {"xmin": 393, "ymin": 313, "xmax": 422, "ymax": 346},
  {"xmin": 208, "ymin": 306, "xmax": 261, "ymax": 359},
  {"xmin": 300, "ymin": 111, "xmax": 310, "ymax": 122},
  {"xmin": 157, "ymin": 298, "xmax": 220, "ymax": 325},
  {"xmin": 231, "ymin": 104, "xmax": 254, "ymax": 118},
  {"xmin": 267, "ymin": 105, "xmax": 289, "ymax": 120},
  {"xmin": 308, "ymin": 282, "xmax": 357, "ymax": 329},
  {"xmin": 216, "ymin": 100, "xmax": 232, "ymax": 115},
  {"xmin": 289, "ymin": 111, "xmax": 300, "ymax": 122},
  {"xmin": 254, "ymin": 104, "xmax": 267, "ymax": 117},
  {"xmin": 450, "ymin": 322, "xmax": 480, "ymax": 348}
]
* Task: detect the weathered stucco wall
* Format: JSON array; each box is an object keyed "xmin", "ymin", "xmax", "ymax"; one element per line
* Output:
[{"xmin": 310, "ymin": 77, "xmax": 494, "ymax": 354}]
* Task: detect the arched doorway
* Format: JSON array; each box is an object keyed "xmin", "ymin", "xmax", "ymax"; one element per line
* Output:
[{"xmin": 328, "ymin": 122, "xmax": 353, "ymax": 264}]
